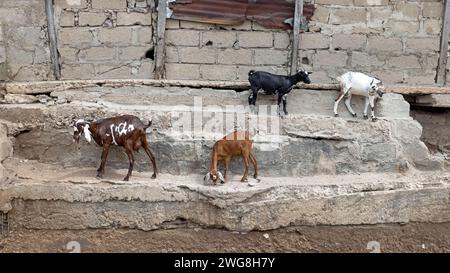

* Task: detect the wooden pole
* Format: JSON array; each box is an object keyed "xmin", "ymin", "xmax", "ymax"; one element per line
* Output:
[
  {"xmin": 44, "ymin": 0, "xmax": 61, "ymax": 80},
  {"xmin": 290, "ymin": 0, "xmax": 303, "ymax": 75},
  {"xmin": 436, "ymin": 0, "xmax": 450, "ymax": 85},
  {"xmin": 154, "ymin": 0, "xmax": 168, "ymax": 79}
]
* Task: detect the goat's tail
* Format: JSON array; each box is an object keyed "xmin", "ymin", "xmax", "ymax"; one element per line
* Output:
[
  {"xmin": 144, "ymin": 120, "xmax": 152, "ymax": 130},
  {"xmin": 248, "ymin": 70, "xmax": 255, "ymax": 76}
]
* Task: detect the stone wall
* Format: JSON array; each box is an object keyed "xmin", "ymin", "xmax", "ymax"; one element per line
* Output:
[
  {"xmin": 411, "ymin": 108, "xmax": 450, "ymax": 152},
  {"xmin": 54, "ymin": 0, "xmax": 155, "ymax": 79},
  {"xmin": 303, "ymin": 0, "xmax": 443, "ymax": 85},
  {"xmin": 0, "ymin": 0, "xmax": 53, "ymax": 81},
  {"xmin": 0, "ymin": 0, "xmax": 445, "ymax": 83}
]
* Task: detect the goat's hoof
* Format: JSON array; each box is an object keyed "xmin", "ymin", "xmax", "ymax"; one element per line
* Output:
[
  {"xmin": 334, "ymin": 114, "xmax": 339, "ymax": 117},
  {"xmin": 254, "ymin": 174, "xmax": 258, "ymax": 179},
  {"xmin": 352, "ymin": 113, "xmax": 357, "ymax": 118},
  {"xmin": 240, "ymin": 177, "xmax": 248, "ymax": 182},
  {"xmin": 371, "ymin": 117, "xmax": 378, "ymax": 122},
  {"xmin": 151, "ymin": 173, "xmax": 157, "ymax": 179},
  {"xmin": 363, "ymin": 115, "xmax": 368, "ymax": 120},
  {"xmin": 96, "ymin": 174, "xmax": 103, "ymax": 179},
  {"xmin": 123, "ymin": 177, "xmax": 130, "ymax": 181},
  {"xmin": 220, "ymin": 180, "xmax": 226, "ymax": 184}
]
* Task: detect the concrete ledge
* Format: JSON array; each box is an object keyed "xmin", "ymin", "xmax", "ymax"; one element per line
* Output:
[{"xmin": 1, "ymin": 159, "xmax": 450, "ymax": 231}]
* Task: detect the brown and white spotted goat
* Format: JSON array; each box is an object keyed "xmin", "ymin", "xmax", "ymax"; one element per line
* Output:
[
  {"xmin": 204, "ymin": 131, "xmax": 258, "ymax": 184},
  {"xmin": 73, "ymin": 115, "xmax": 158, "ymax": 181}
]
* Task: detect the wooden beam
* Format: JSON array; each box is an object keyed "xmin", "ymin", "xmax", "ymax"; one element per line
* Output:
[
  {"xmin": 436, "ymin": 0, "xmax": 450, "ymax": 85},
  {"xmin": 290, "ymin": 0, "xmax": 303, "ymax": 75},
  {"xmin": 44, "ymin": 0, "xmax": 61, "ymax": 80},
  {"xmin": 154, "ymin": 0, "xmax": 168, "ymax": 79}
]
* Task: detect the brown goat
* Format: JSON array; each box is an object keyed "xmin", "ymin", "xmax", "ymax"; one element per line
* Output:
[
  {"xmin": 204, "ymin": 131, "xmax": 258, "ymax": 184},
  {"xmin": 73, "ymin": 115, "xmax": 157, "ymax": 181}
]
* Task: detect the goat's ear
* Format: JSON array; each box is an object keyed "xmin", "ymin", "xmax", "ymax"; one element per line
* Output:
[
  {"xmin": 83, "ymin": 124, "xmax": 92, "ymax": 143},
  {"xmin": 307, "ymin": 71, "xmax": 313, "ymax": 75},
  {"xmin": 203, "ymin": 172, "xmax": 210, "ymax": 182},
  {"xmin": 217, "ymin": 171, "xmax": 225, "ymax": 183}
]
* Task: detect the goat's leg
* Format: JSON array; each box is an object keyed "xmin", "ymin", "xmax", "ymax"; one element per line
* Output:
[
  {"xmin": 142, "ymin": 138, "xmax": 158, "ymax": 179},
  {"xmin": 223, "ymin": 157, "xmax": 231, "ymax": 183},
  {"xmin": 282, "ymin": 94, "xmax": 288, "ymax": 115},
  {"xmin": 369, "ymin": 95, "xmax": 377, "ymax": 121},
  {"xmin": 344, "ymin": 93, "xmax": 357, "ymax": 117},
  {"xmin": 248, "ymin": 88, "xmax": 258, "ymax": 114},
  {"xmin": 97, "ymin": 144, "xmax": 110, "ymax": 179},
  {"xmin": 363, "ymin": 97, "xmax": 370, "ymax": 119},
  {"xmin": 277, "ymin": 94, "xmax": 283, "ymax": 116},
  {"xmin": 334, "ymin": 92, "xmax": 346, "ymax": 117},
  {"xmin": 240, "ymin": 151, "xmax": 250, "ymax": 182},
  {"xmin": 124, "ymin": 145, "xmax": 135, "ymax": 181},
  {"xmin": 250, "ymin": 151, "xmax": 258, "ymax": 179}
]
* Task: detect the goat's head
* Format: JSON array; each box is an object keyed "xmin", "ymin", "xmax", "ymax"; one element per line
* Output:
[
  {"xmin": 203, "ymin": 171, "xmax": 225, "ymax": 185},
  {"xmin": 297, "ymin": 69, "xmax": 312, "ymax": 84},
  {"xmin": 370, "ymin": 78, "xmax": 384, "ymax": 98},
  {"xmin": 73, "ymin": 119, "xmax": 92, "ymax": 144}
]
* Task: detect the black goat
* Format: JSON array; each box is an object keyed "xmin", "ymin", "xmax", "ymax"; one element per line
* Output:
[{"xmin": 237, "ymin": 70, "xmax": 312, "ymax": 115}]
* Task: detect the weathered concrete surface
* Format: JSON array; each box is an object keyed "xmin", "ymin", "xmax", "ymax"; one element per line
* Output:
[
  {"xmin": 0, "ymin": 86, "xmax": 442, "ymax": 177},
  {"xmin": 0, "ymin": 123, "xmax": 13, "ymax": 182},
  {"xmin": 1, "ymin": 159, "xmax": 450, "ymax": 231}
]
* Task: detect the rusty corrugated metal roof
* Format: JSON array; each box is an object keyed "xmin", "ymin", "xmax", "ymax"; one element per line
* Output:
[{"xmin": 169, "ymin": 0, "xmax": 315, "ymax": 30}]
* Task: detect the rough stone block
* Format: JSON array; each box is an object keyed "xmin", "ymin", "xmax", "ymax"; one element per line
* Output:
[
  {"xmin": 311, "ymin": 6, "xmax": 330, "ymax": 23},
  {"xmin": 314, "ymin": 51, "xmax": 348, "ymax": 67},
  {"xmin": 367, "ymin": 36, "xmax": 402, "ymax": 53},
  {"xmin": 392, "ymin": 2, "xmax": 420, "ymax": 20},
  {"xmin": 78, "ymin": 12, "xmax": 107, "ymax": 26},
  {"xmin": 351, "ymin": 52, "xmax": 383, "ymax": 67},
  {"xmin": 329, "ymin": 8, "xmax": 367, "ymax": 25},
  {"xmin": 166, "ymin": 63, "xmax": 200, "ymax": 80},
  {"xmin": 97, "ymin": 27, "xmax": 133, "ymax": 45},
  {"xmin": 61, "ymin": 64, "xmax": 95, "ymax": 79},
  {"xmin": 423, "ymin": 2, "xmax": 443, "ymax": 18},
  {"xmin": 217, "ymin": 48, "xmax": 252, "ymax": 65},
  {"xmin": 119, "ymin": 46, "xmax": 148, "ymax": 60},
  {"xmin": 238, "ymin": 32, "xmax": 273, "ymax": 48},
  {"xmin": 406, "ymin": 37, "xmax": 439, "ymax": 52},
  {"xmin": 387, "ymin": 55, "xmax": 421, "ymax": 69},
  {"xmin": 55, "ymin": 0, "xmax": 88, "ymax": 9},
  {"xmin": 179, "ymin": 47, "xmax": 216, "ymax": 64},
  {"xmin": 79, "ymin": 47, "xmax": 116, "ymax": 61},
  {"xmin": 59, "ymin": 28, "xmax": 93, "ymax": 46},
  {"xmin": 424, "ymin": 19, "xmax": 441, "ymax": 34},
  {"xmin": 201, "ymin": 31, "xmax": 237, "ymax": 48},
  {"xmin": 389, "ymin": 21, "xmax": 419, "ymax": 34},
  {"xmin": 166, "ymin": 30, "xmax": 199, "ymax": 46},
  {"xmin": 254, "ymin": 49, "xmax": 288, "ymax": 65},
  {"xmin": 136, "ymin": 26, "xmax": 153, "ymax": 44},
  {"xmin": 200, "ymin": 65, "xmax": 237, "ymax": 80},
  {"xmin": 180, "ymin": 21, "xmax": 214, "ymax": 30},
  {"xmin": 92, "ymin": 0, "xmax": 126, "ymax": 10},
  {"xmin": 354, "ymin": 0, "xmax": 388, "ymax": 6},
  {"xmin": 377, "ymin": 93, "xmax": 410, "ymax": 118},
  {"xmin": 117, "ymin": 12, "xmax": 152, "ymax": 26},
  {"xmin": 59, "ymin": 11, "xmax": 75, "ymax": 27},
  {"xmin": 274, "ymin": 32, "xmax": 290, "ymax": 49},
  {"xmin": 300, "ymin": 33, "xmax": 329, "ymax": 49},
  {"xmin": 332, "ymin": 34, "xmax": 366, "ymax": 50}
]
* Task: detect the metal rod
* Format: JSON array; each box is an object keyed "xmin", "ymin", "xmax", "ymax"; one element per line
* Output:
[{"xmin": 45, "ymin": 0, "xmax": 61, "ymax": 80}]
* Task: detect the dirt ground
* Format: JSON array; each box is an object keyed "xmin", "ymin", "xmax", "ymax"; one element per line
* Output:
[{"xmin": 1, "ymin": 222, "xmax": 449, "ymax": 253}]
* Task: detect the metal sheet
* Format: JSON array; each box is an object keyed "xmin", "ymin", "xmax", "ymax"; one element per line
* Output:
[{"xmin": 169, "ymin": 0, "xmax": 315, "ymax": 30}]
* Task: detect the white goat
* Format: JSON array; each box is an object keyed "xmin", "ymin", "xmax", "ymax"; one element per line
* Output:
[{"xmin": 334, "ymin": 72, "xmax": 384, "ymax": 121}]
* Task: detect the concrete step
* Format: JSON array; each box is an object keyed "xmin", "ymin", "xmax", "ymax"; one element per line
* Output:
[{"xmin": 1, "ymin": 158, "xmax": 450, "ymax": 232}]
